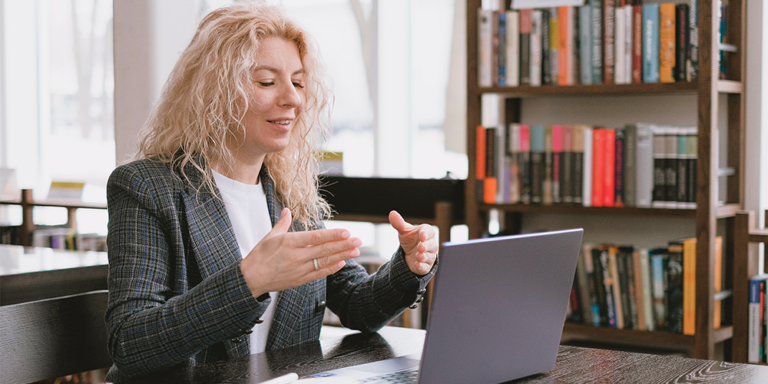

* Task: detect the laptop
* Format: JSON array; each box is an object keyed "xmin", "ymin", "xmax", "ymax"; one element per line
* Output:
[{"xmin": 314, "ymin": 228, "xmax": 584, "ymax": 384}]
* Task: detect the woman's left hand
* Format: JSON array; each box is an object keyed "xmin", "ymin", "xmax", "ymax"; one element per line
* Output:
[{"xmin": 388, "ymin": 210, "xmax": 438, "ymax": 275}]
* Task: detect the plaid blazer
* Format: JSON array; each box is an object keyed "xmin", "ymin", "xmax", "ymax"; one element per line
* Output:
[{"xmin": 104, "ymin": 158, "xmax": 435, "ymax": 381}]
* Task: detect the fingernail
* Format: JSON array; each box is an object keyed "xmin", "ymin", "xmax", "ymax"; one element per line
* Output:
[
  {"xmin": 349, "ymin": 248, "xmax": 360, "ymax": 257},
  {"xmin": 337, "ymin": 260, "xmax": 346, "ymax": 268},
  {"xmin": 352, "ymin": 238, "xmax": 362, "ymax": 247},
  {"xmin": 340, "ymin": 230, "xmax": 350, "ymax": 239}
]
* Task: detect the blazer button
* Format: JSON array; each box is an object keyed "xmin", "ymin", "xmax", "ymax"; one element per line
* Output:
[
  {"xmin": 414, "ymin": 296, "xmax": 424, "ymax": 303},
  {"xmin": 409, "ymin": 303, "xmax": 419, "ymax": 309},
  {"xmin": 254, "ymin": 318, "xmax": 264, "ymax": 324},
  {"xmin": 315, "ymin": 300, "xmax": 327, "ymax": 313},
  {"xmin": 244, "ymin": 328, "xmax": 253, "ymax": 334},
  {"xmin": 230, "ymin": 337, "xmax": 239, "ymax": 343},
  {"xmin": 417, "ymin": 288, "xmax": 426, "ymax": 295}
]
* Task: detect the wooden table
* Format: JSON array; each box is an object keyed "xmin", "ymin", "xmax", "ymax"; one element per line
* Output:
[
  {"xmin": 0, "ymin": 244, "xmax": 108, "ymax": 305},
  {"xmin": 121, "ymin": 326, "xmax": 768, "ymax": 384}
]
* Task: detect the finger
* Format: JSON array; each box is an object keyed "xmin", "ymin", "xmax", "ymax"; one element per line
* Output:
[
  {"xmin": 289, "ymin": 228, "xmax": 351, "ymax": 248},
  {"xmin": 309, "ymin": 237, "xmax": 362, "ymax": 260},
  {"xmin": 388, "ymin": 210, "xmax": 413, "ymax": 233},
  {"xmin": 270, "ymin": 208, "xmax": 292, "ymax": 236},
  {"xmin": 306, "ymin": 259, "xmax": 348, "ymax": 281}
]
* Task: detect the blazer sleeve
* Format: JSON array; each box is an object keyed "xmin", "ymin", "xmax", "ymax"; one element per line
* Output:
[
  {"xmin": 325, "ymin": 234, "xmax": 438, "ymax": 332},
  {"xmin": 104, "ymin": 164, "xmax": 267, "ymax": 378}
]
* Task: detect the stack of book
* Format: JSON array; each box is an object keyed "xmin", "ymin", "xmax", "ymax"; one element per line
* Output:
[
  {"xmin": 748, "ymin": 274, "xmax": 768, "ymax": 363},
  {"xmin": 476, "ymin": 123, "xmax": 697, "ymax": 209},
  {"xmin": 30, "ymin": 226, "xmax": 107, "ymax": 251},
  {"xmin": 567, "ymin": 236, "xmax": 722, "ymax": 335},
  {"xmin": 478, "ymin": 0, "xmax": 731, "ymax": 87}
]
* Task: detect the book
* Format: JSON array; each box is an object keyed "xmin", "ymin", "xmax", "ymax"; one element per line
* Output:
[
  {"xmin": 614, "ymin": 127, "xmax": 625, "ymax": 207},
  {"xmin": 632, "ymin": 3, "xmax": 643, "ymax": 83},
  {"xmin": 659, "ymin": 3, "xmax": 676, "ymax": 83},
  {"xmin": 591, "ymin": 0, "xmax": 604, "ymax": 84},
  {"xmin": 624, "ymin": 5, "xmax": 633, "ymax": 84},
  {"xmin": 476, "ymin": 126, "xmax": 487, "ymax": 202},
  {"xmin": 623, "ymin": 247, "xmax": 639, "ymax": 330},
  {"xmin": 639, "ymin": 248, "xmax": 655, "ymax": 331},
  {"xmin": 650, "ymin": 248, "xmax": 667, "ymax": 329},
  {"xmin": 549, "ymin": 8, "xmax": 559, "ymax": 85},
  {"xmin": 652, "ymin": 130, "xmax": 667, "ymax": 207},
  {"xmin": 578, "ymin": 5, "xmax": 593, "ymax": 85},
  {"xmin": 543, "ymin": 126, "xmax": 554, "ymax": 205},
  {"xmin": 749, "ymin": 275, "xmax": 768, "ymax": 363},
  {"xmin": 542, "ymin": 9, "xmax": 553, "ymax": 85},
  {"xmin": 603, "ymin": 128, "xmax": 616, "ymax": 207},
  {"xmin": 603, "ymin": 0, "xmax": 615, "ymax": 84},
  {"xmin": 572, "ymin": 125, "xmax": 585, "ymax": 205},
  {"xmin": 634, "ymin": 123, "xmax": 654, "ymax": 207},
  {"xmin": 687, "ymin": 0, "xmax": 699, "ymax": 81},
  {"xmin": 608, "ymin": 246, "xmax": 624, "ymax": 329},
  {"xmin": 558, "ymin": 6, "xmax": 573, "ymax": 85},
  {"xmin": 485, "ymin": 127, "xmax": 498, "ymax": 204},
  {"xmin": 496, "ymin": 123, "xmax": 508, "ymax": 203},
  {"xmin": 591, "ymin": 128, "xmax": 605, "ymax": 207},
  {"xmin": 683, "ymin": 237, "xmax": 696, "ymax": 335},
  {"xmin": 552, "ymin": 125, "xmax": 563, "ymax": 204},
  {"xmin": 530, "ymin": 10, "xmax": 543, "ymax": 86},
  {"xmin": 497, "ymin": 11, "xmax": 507, "ymax": 86},
  {"xmin": 615, "ymin": 6, "xmax": 626, "ymax": 84},
  {"xmin": 508, "ymin": 123, "xmax": 521, "ymax": 203},
  {"xmin": 623, "ymin": 124, "xmax": 637, "ymax": 207},
  {"xmin": 665, "ymin": 240, "xmax": 684, "ymax": 333},
  {"xmin": 519, "ymin": 9, "xmax": 532, "ymax": 85},
  {"xmin": 582, "ymin": 126, "xmax": 593, "ymax": 207},
  {"xmin": 519, "ymin": 125, "xmax": 532, "ymax": 204},
  {"xmin": 562, "ymin": 125, "xmax": 573, "ymax": 204},
  {"xmin": 597, "ymin": 246, "xmax": 618, "ymax": 327},
  {"xmin": 643, "ymin": 4, "xmax": 660, "ymax": 83},
  {"xmin": 478, "ymin": 9, "xmax": 494, "ymax": 87},
  {"xmin": 676, "ymin": 132, "xmax": 688, "ymax": 208},
  {"xmin": 675, "ymin": 4, "xmax": 689, "ymax": 82},
  {"xmin": 506, "ymin": 11, "xmax": 520, "ymax": 87},
  {"xmin": 591, "ymin": 246, "xmax": 609, "ymax": 326},
  {"xmin": 685, "ymin": 129, "xmax": 698, "ymax": 208},
  {"xmin": 572, "ymin": 4, "xmax": 581, "ymax": 85},
  {"xmin": 664, "ymin": 129, "xmax": 679, "ymax": 207},
  {"xmin": 577, "ymin": 243, "xmax": 600, "ymax": 326},
  {"xmin": 530, "ymin": 125, "xmax": 545, "ymax": 204},
  {"xmin": 632, "ymin": 249, "xmax": 646, "ymax": 331}
]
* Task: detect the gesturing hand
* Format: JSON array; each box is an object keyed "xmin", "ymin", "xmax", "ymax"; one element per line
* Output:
[
  {"xmin": 389, "ymin": 210, "xmax": 438, "ymax": 276},
  {"xmin": 240, "ymin": 208, "xmax": 362, "ymax": 298}
]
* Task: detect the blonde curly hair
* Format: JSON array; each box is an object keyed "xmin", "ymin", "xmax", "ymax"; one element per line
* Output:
[{"xmin": 134, "ymin": 3, "xmax": 332, "ymax": 228}]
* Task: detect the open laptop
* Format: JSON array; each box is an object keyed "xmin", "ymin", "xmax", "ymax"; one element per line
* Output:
[{"xmin": 314, "ymin": 228, "xmax": 584, "ymax": 384}]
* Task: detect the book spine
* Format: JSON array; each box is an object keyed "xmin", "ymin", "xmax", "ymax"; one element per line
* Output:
[
  {"xmin": 542, "ymin": 9, "xmax": 552, "ymax": 85},
  {"xmin": 572, "ymin": 5, "xmax": 580, "ymax": 85},
  {"xmin": 632, "ymin": 5, "xmax": 643, "ymax": 83},
  {"xmin": 497, "ymin": 11, "xmax": 507, "ymax": 86},
  {"xmin": 635, "ymin": 123, "xmax": 654, "ymax": 207},
  {"xmin": 659, "ymin": 3, "xmax": 676, "ymax": 83},
  {"xmin": 552, "ymin": 125, "xmax": 563, "ymax": 204},
  {"xmin": 558, "ymin": 6, "xmax": 571, "ymax": 85},
  {"xmin": 572, "ymin": 125, "xmax": 584, "ymax": 205},
  {"xmin": 582, "ymin": 244, "xmax": 601, "ymax": 326},
  {"xmin": 491, "ymin": 10, "xmax": 499, "ymax": 87},
  {"xmin": 614, "ymin": 127, "xmax": 625, "ymax": 207},
  {"xmin": 651, "ymin": 250, "xmax": 667, "ymax": 329},
  {"xmin": 603, "ymin": 128, "xmax": 615, "ymax": 207},
  {"xmin": 544, "ymin": 125, "xmax": 554, "ymax": 205},
  {"xmin": 749, "ymin": 277, "xmax": 766, "ymax": 363},
  {"xmin": 549, "ymin": 8, "xmax": 559, "ymax": 85},
  {"xmin": 530, "ymin": 10, "xmax": 543, "ymax": 86},
  {"xmin": 612, "ymin": 247, "xmax": 628, "ymax": 329},
  {"xmin": 687, "ymin": 0, "xmax": 699, "ymax": 81},
  {"xmin": 675, "ymin": 4, "xmax": 689, "ymax": 82},
  {"xmin": 652, "ymin": 132, "xmax": 666, "ymax": 207},
  {"xmin": 591, "ymin": 247, "xmax": 609, "ymax": 326},
  {"xmin": 624, "ymin": 248, "xmax": 639, "ymax": 329},
  {"xmin": 643, "ymin": 4, "xmax": 660, "ymax": 83},
  {"xmin": 579, "ymin": 5, "xmax": 593, "ymax": 85},
  {"xmin": 615, "ymin": 7, "xmax": 625, "ymax": 84},
  {"xmin": 484, "ymin": 127, "xmax": 498, "ymax": 204},
  {"xmin": 519, "ymin": 9, "xmax": 532, "ymax": 85},
  {"xmin": 640, "ymin": 248, "xmax": 655, "ymax": 331},
  {"xmin": 632, "ymin": 249, "xmax": 646, "ymax": 331},
  {"xmin": 623, "ymin": 124, "xmax": 637, "ymax": 207},
  {"xmin": 478, "ymin": 9, "xmax": 494, "ymax": 87},
  {"xmin": 562, "ymin": 125, "xmax": 573, "ymax": 203},
  {"xmin": 476, "ymin": 126, "xmax": 487, "ymax": 202},
  {"xmin": 507, "ymin": 11, "xmax": 520, "ymax": 87},
  {"xmin": 509, "ymin": 123, "xmax": 521, "ymax": 203},
  {"xmin": 664, "ymin": 131, "xmax": 679, "ymax": 208},
  {"xmin": 496, "ymin": 123, "xmax": 508, "ymax": 203},
  {"xmin": 598, "ymin": 247, "xmax": 617, "ymax": 327},
  {"xmin": 686, "ymin": 131, "xmax": 698, "ymax": 208},
  {"xmin": 576, "ymin": 244, "xmax": 594, "ymax": 325},
  {"xmin": 519, "ymin": 125, "xmax": 532, "ymax": 204},
  {"xmin": 683, "ymin": 238, "xmax": 697, "ymax": 335},
  {"xmin": 665, "ymin": 242, "xmax": 684, "ymax": 333},
  {"xmin": 603, "ymin": 0, "xmax": 615, "ymax": 84},
  {"xmin": 624, "ymin": 5, "xmax": 633, "ymax": 85},
  {"xmin": 530, "ymin": 125, "xmax": 545, "ymax": 204},
  {"xmin": 591, "ymin": 0, "xmax": 604, "ymax": 84},
  {"xmin": 677, "ymin": 133, "xmax": 688, "ymax": 208},
  {"xmin": 582, "ymin": 127, "xmax": 593, "ymax": 206},
  {"xmin": 591, "ymin": 128, "xmax": 605, "ymax": 207}
]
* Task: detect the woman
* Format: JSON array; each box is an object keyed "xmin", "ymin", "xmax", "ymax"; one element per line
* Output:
[{"xmin": 105, "ymin": 3, "xmax": 438, "ymax": 381}]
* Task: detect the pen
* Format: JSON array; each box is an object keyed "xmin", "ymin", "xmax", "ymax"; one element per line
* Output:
[{"xmin": 259, "ymin": 372, "xmax": 299, "ymax": 384}]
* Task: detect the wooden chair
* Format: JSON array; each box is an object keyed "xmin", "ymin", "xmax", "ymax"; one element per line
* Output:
[
  {"xmin": 732, "ymin": 211, "xmax": 768, "ymax": 363},
  {"xmin": 319, "ymin": 175, "xmax": 465, "ymax": 328},
  {"xmin": 0, "ymin": 290, "xmax": 112, "ymax": 383}
]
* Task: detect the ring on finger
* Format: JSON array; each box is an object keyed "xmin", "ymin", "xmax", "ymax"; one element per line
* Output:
[{"xmin": 313, "ymin": 258, "xmax": 319, "ymax": 271}]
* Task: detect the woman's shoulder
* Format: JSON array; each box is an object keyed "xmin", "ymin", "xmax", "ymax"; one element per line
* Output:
[{"xmin": 108, "ymin": 158, "xmax": 188, "ymax": 193}]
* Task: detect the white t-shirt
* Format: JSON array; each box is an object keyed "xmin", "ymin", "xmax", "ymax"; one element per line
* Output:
[{"xmin": 212, "ymin": 169, "xmax": 276, "ymax": 355}]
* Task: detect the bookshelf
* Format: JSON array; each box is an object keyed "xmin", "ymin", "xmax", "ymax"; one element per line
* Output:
[
  {"xmin": 465, "ymin": 0, "xmax": 745, "ymax": 361},
  {"xmin": 0, "ymin": 189, "xmax": 107, "ymax": 247}
]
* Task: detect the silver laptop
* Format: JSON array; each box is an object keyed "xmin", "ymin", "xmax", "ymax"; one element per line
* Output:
[{"xmin": 316, "ymin": 228, "xmax": 583, "ymax": 384}]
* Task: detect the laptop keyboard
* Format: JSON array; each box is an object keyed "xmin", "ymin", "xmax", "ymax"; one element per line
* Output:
[{"xmin": 357, "ymin": 367, "xmax": 419, "ymax": 384}]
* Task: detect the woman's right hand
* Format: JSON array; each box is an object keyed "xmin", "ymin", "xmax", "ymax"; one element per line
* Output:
[{"xmin": 240, "ymin": 208, "xmax": 361, "ymax": 298}]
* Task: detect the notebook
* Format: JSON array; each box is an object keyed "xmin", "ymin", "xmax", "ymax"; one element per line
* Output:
[{"xmin": 313, "ymin": 228, "xmax": 584, "ymax": 384}]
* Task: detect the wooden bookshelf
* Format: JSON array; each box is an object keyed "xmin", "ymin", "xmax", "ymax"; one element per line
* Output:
[{"xmin": 465, "ymin": 0, "xmax": 745, "ymax": 361}]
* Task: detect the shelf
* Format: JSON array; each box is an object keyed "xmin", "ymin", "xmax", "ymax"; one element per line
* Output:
[
  {"xmin": 717, "ymin": 80, "xmax": 743, "ymax": 94},
  {"xmin": 563, "ymin": 323, "xmax": 733, "ymax": 350},
  {"xmin": 479, "ymin": 204, "xmax": 696, "ymax": 218},
  {"xmin": 0, "ymin": 198, "xmax": 106, "ymax": 210},
  {"xmin": 477, "ymin": 82, "xmax": 698, "ymax": 97}
]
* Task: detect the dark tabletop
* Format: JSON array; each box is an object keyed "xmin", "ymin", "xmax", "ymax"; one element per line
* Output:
[{"xmin": 121, "ymin": 326, "xmax": 768, "ymax": 384}]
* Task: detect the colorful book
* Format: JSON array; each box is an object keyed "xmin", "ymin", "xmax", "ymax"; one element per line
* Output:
[
  {"xmin": 497, "ymin": 11, "xmax": 507, "ymax": 86},
  {"xmin": 683, "ymin": 237, "xmax": 696, "ymax": 335},
  {"xmin": 632, "ymin": 3, "xmax": 643, "ymax": 83},
  {"xmin": 578, "ymin": 5, "xmax": 593, "ymax": 85},
  {"xmin": 591, "ymin": 246, "xmax": 609, "ymax": 326},
  {"xmin": 749, "ymin": 275, "xmax": 768, "ymax": 363},
  {"xmin": 543, "ymin": 126, "xmax": 554, "ymax": 205},
  {"xmin": 608, "ymin": 246, "xmax": 624, "ymax": 329},
  {"xmin": 558, "ymin": 6, "xmax": 573, "ymax": 85},
  {"xmin": 530, "ymin": 10, "xmax": 543, "ymax": 86},
  {"xmin": 665, "ymin": 240, "xmax": 684, "ymax": 333},
  {"xmin": 614, "ymin": 127, "xmax": 625, "ymax": 207},
  {"xmin": 519, "ymin": 9, "xmax": 532, "ymax": 85},
  {"xmin": 642, "ymin": 4, "xmax": 660, "ymax": 83},
  {"xmin": 582, "ymin": 126, "xmax": 593, "ymax": 207},
  {"xmin": 603, "ymin": 0, "xmax": 615, "ymax": 84},
  {"xmin": 591, "ymin": 0, "xmax": 604, "ymax": 84},
  {"xmin": 687, "ymin": 0, "xmax": 699, "ymax": 81},
  {"xmin": 476, "ymin": 125, "xmax": 487, "ymax": 202},
  {"xmin": 591, "ymin": 128, "xmax": 605, "ymax": 207},
  {"xmin": 519, "ymin": 125, "xmax": 532, "ymax": 204},
  {"xmin": 650, "ymin": 248, "xmax": 667, "ymax": 329},
  {"xmin": 506, "ymin": 11, "xmax": 520, "ymax": 87},
  {"xmin": 485, "ymin": 127, "xmax": 498, "ymax": 204},
  {"xmin": 598, "ymin": 246, "xmax": 617, "ymax": 327},
  {"xmin": 478, "ymin": 9, "xmax": 494, "ymax": 87},
  {"xmin": 675, "ymin": 4, "xmax": 689, "ymax": 82},
  {"xmin": 552, "ymin": 125, "xmax": 564, "ymax": 204},
  {"xmin": 659, "ymin": 3, "xmax": 676, "ymax": 83},
  {"xmin": 530, "ymin": 125, "xmax": 545, "ymax": 204},
  {"xmin": 603, "ymin": 128, "xmax": 616, "ymax": 207},
  {"xmin": 562, "ymin": 125, "xmax": 574, "ymax": 204},
  {"xmin": 577, "ymin": 243, "xmax": 600, "ymax": 326}
]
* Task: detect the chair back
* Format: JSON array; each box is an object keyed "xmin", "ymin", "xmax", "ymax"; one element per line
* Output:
[{"xmin": 0, "ymin": 290, "xmax": 112, "ymax": 383}]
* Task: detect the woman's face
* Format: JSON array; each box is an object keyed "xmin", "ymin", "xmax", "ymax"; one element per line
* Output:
[{"xmin": 238, "ymin": 37, "xmax": 305, "ymax": 163}]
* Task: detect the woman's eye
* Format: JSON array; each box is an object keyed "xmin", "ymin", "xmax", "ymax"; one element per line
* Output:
[
  {"xmin": 293, "ymin": 82, "xmax": 304, "ymax": 89},
  {"xmin": 258, "ymin": 81, "xmax": 274, "ymax": 87}
]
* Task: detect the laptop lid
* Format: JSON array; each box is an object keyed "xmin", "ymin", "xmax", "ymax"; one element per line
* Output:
[{"xmin": 417, "ymin": 228, "xmax": 583, "ymax": 384}]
